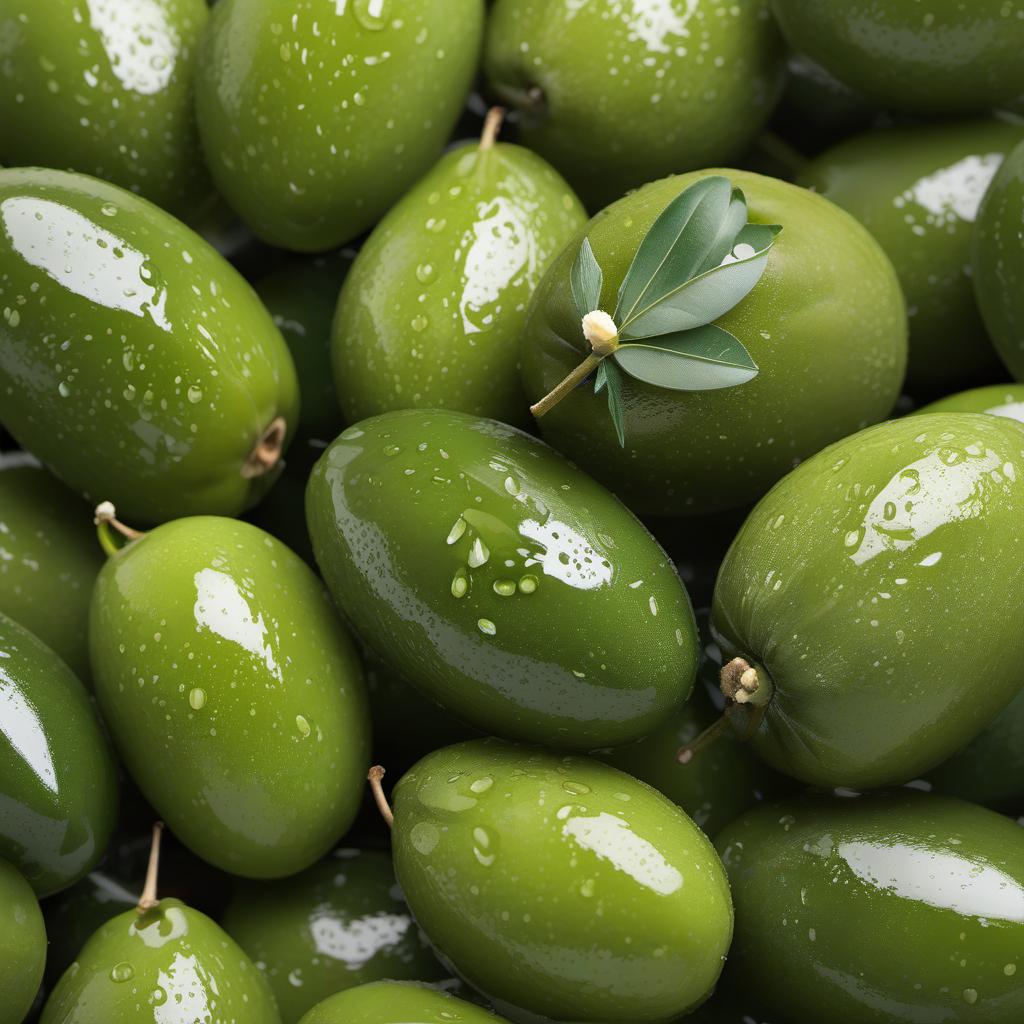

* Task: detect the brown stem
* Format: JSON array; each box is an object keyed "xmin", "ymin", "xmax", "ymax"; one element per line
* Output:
[
  {"xmin": 677, "ymin": 713, "xmax": 734, "ymax": 764},
  {"xmin": 137, "ymin": 821, "xmax": 164, "ymax": 913},
  {"xmin": 93, "ymin": 501, "xmax": 143, "ymax": 540},
  {"xmin": 530, "ymin": 354, "xmax": 602, "ymax": 419},
  {"xmin": 368, "ymin": 766, "xmax": 393, "ymax": 829},
  {"xmin": 480, "ymin": 107, "xmax": 505, "ymax": 151},
  {"xmin": 241, "ymin": 417, "xmax": 287, "ymax": 480}
]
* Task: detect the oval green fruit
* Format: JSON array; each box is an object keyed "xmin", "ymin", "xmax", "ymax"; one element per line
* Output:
[
  {"xmin": 306, "ymin": 409, "xmax": 698, "ymax": 749},
  {"xmin": 484, "ymin": 0, "xmax": 785, "ymax": 209},
  {"xmin": 222, "ymin": 847, "xmax": 446, "ymax": 1024},
  {"xmin": 0, "ymin": 454, "xmax": 103, "ymax": 680},
  {"xmin": 717, "ymin": 791, "xmax": 1024, "ymax": 1023},
  {"xmin": 0, "ymin": 0, "xmax": 214, "ymax": 217},
  {"xmin": 0, "ymin": 168, "xmax": 299, "ymax": 524},
  {"xmin": 0, "ymin": 611, "xmax": 118, "ymax": 896},
  {"xmin": 916, "ymin": 383, "xmax": 1024, "ymax": 425},
  {"xmin": 521, "ymin": 169, "xmax": 907, "ymax": 516},
  {"xmin": 42, "ymin": 897, "xmax": 281, "ymax": 1024},
  {"xmin": 770, "ymin": 0, "xmax": 1024, "ymax": 115},
  {"xmin": 973, "ymin": 139, "xmax": 1024, "ymax": 380},
  {"xmin": 195, "ymin": 0, "xmax": 485, "ymax": 251},
  {"xmin": 254, "ymin": 254, "xmax": 351, "ymax": 445},
  {"xmin": 333, "ymin": 123, "xmax": 586, "ymax": 426},
  {"xmin": 298, "ymin": 982, "xmax": 505, "ymax": 1024},
  {"xmin": 711, "ymin": 412, "xmax": 1024, "ymax": 788},
  {"xmin": 89, "ymin": 516, "xmax": 370, "ymax": 877},
  {"xmin": 390, "ymin": 739, "xmax": 733, "ymax": 1023},
  {"xmin": 0, "ymin": 858, "xmax": 46, "ymax": 1024},
  {"xmin": 799, "ymin": 118, "xmax": 1024, "ymax": 392}
]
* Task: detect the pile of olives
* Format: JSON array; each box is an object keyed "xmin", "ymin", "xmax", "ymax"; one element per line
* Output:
[{"xmin": 1, "ymin": 2, "xmax": 1023, "ymax": 1023}]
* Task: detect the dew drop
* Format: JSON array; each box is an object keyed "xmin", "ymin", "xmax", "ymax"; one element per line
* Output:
[
  {"xmin": 188, "ymin": 687, "xmax": 206, "ymax": 710},
  {"xmin": 477, "ymin": 618, "xmax": 496, "ymax": 636},
  {"xmin": 468, "ymin": 537, "xmax": 490, "ymax": 568},
  {"xmin": 411, "ymin": 314, "xmax": 429, "ymax": 333},
  {"xmin": 296, "ymin": 714, "xmax": 311, "ymax": 737},
  {"xmin": 415, "ymin": 263, "xmax": 435, "ymax": 284},
  {"xmin": 493, "ymin": 579, "xmax": 516, "ymax": 597},
  {"xmin": 446, "ymin": 517, "xmax": 467, "ymax": 545},
  {"xmin": 187, "ymin": 385, "xmax": 203, "ymax": 404},
  {"xmin": 518, "ymin": 575, "xmax": 538, "ymax": 594},
  {"xmin": 110, "ymin": 961, "xmax": 134, "ymax": 983},
  {"xmin": 470, "ymin": 776, "xmax": 494, "ymax": 794},
  {"xmin": 451, "ymin": 569, "xmax": 469, "ymax": 599},
  {"xmin": 962, "ymin": 989, "xmax": 978, "ymax": 1005},
  {"xmin": 562, "ymin": 781, "xmax": 590, "ymax": 795}
]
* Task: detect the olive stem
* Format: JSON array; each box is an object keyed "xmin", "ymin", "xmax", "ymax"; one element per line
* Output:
[
  {"xmin": 677, "ymin": 713, "xmax": 734, "ymax": 764},
  {"xmin": 241, "ymin": 416, "xmax": 287, "ymax": 480},
  {"xmin": 530, "ymin": 353, "xmax": 603, "ymax": 418},
  {"xmin": 94, "ymin": 501, "xmax": 144, "ymax": 557},
  {"xmin": 137, "ymin": 821, "xmax": 164, "ymax": 913},
  {"xmin": 480, "ymin": 107, "xmax": 505, "ymax": 151},
  {"xmin": 368, "ymin": 766, "xmax": 394, "ymax": 829}
]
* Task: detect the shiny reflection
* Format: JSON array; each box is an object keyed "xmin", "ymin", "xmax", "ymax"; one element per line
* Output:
[
  {"xmin": 309, "ymin": 911, "xmax": 412, "ymax": 968},
  {"xmin": 131, "ymin": 904, "xmax": 190, "ymax": 948},
  {"xmin": 849, "ymin": 444, "xmax": 1005, "ymax": 566},
  {"xmin": 155, "ymin": 952, "xmax": 210, "ymax": 1023},
  {"xmin": 0, "ymin": 196, "xmax": 171, "ymax": 331},
  {"xmin": 0, "ymin": 664, "xmax": 58, "ymax": 794},
  {"xmin": 838, "ymin": 840, "xmax": 1024, "ymax": 922},
  {"xmin": 518, "ymin": 518, "xmax": 612, "ymax": 591},
  {"xmin": 623, "ymin": 0, "xmax": 699, "ymax": 54},
  {"xmin": 87, "ymin": 0, "xmax": 177, "ymax": 95},
  {"xmin": 192, "ymin": 569, "xmax": 281, "ymax": 680},
  {"xmin": 896, "ymin": 153, "xmax": 1004, "ymax": 226},
  {"xmin": 989, "ymin": 402, "xmax": 1024, "ymax": 425},
  {"xmin": 562, "ymin": 811, "xmax": 682, "ymax": 896}
]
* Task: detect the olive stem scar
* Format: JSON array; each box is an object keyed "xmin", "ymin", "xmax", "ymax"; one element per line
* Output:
[{"xmin": 241, "ymin": 416, "xmax": 287, "ymax": 479}]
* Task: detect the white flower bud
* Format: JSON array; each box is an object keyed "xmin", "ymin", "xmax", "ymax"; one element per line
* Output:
[{"xmin": 581, "ymin": 310, "xmax": 619, "ymax": 356}]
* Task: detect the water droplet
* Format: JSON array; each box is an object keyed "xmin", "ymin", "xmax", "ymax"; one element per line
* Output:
[
  {"xmin": 1004, "ymin": 964, "xmax": 1017, "ymax": 976},
  {"xmin": 410, "ymin": 820, "xmax": 439, "ymax": 855},
  {"xmin": 451, "ymin": 569, "xmax": 469, "ymax": 599},
  {"xmin": 57, "ymin": 381, "xmax": 71, "ymax": 398},
  {"xmin": 883, "ymin": 501, "xmax": 897, "ymax": 521},
  {"xmin": 962, "ymin": 989, "xmax": 978, "ymax": 1005},
  {"xmin": 504, "ymin": 476, "xmax": 520, "ymax": 496},
  {"xmin": 149, "ymin": 986, "xmax": 167, "ymax": 1006},
  {"xmin": 562, "ymin": 780, "xmax": 590, "ymax": 795},
  {"xmin": 446, "ymin": 517, "xmax": 466, "ymax": 545},
  {"xmin": 123, "ymin": 384, "xmax": 137, "ymax": 401},
  {"xmin": 478, "ymin": 618, "xmax": 496, "ymax": 636},
  {"xmin": 579, "ymin": 878, "xmax": 595, "ymax": 898},
  {"xmin": 470, "ymin": 776, "xmax": 493, "ymax": 794},
  {"xmin": 472, "ymin": 825, "xmax": 496, "ymax": 866},
  {"xmin": 518, "ymin": 575, "xmax": 538, "ymax": 594},
  {"xmin": 188, "ymin": 687, "xmax": 206, "ymax": 710},
  {"xmin": 779, "ymin": 814, "xmax": 796, "ymax": 832},
  {"xmin": 353, "ymin": 0, "xmax": 389, "ymax": 30},
  {"xmin": 649, "ymin": 596, "xmax": 659, "ymax": 616},
  {"xmin": 296, "ymin": 714, "xmax": 311, "ymax": 737},
  {"xmin": 493, "ymin": 579, "xmax": 516, "ymax": 597},
  {"xmin": 410, "ymin": 314, "xmax": 429, "ymax": 333},
  {"xmin": 100, "ymin": 203, "xmax": 117, "ymax": 217},
  {"xmin": 468, "ymin": 537, "xmax": 490, "ymax": 568},
  {"xmin": 425, "ymin": 217, "xmax": 447, "ymax": 233},
  {"xmin": 3, "ymin": 307, "xmax": 20, "ymax": 327},
  {"xmin": 415, "ymin": 263, "xmax": 435, "ymax": 284},
  {"xmin": 383, "ymin": 444, "xmax": 401, "ymax": 456},
  {"xmin": 187, "ymin": 385, "xmax": 203, "ymax": 404},
  {"xmin": 843, "ymin": 530, "xmax": 861, "ymax": 548},
  {"xmin": 287, "ymin": 968, "xmax": 303, "ymax": 987},
  {"xmin": 110, "ymin": 961, "xmax": 134, "ymax": 983}
]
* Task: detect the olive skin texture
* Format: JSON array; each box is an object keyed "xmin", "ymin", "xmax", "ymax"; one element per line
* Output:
[
  {"xmin": 973, "ymin": 140, "xmax": 1024, "ymax": 381},
  {"xmin": 195, "ymin": 0, "xmax": 485, "ymax": 252},
  {"xmin": 0, "ymin": 168, "xmax": 299, "ymax": 525},
  {"xmin": 297, "ymin": 981, "xmax": 505, "ymax": 1024},
  {"xmin": 254, "ymin": 255, "xmax": 352, "ymax": 445},
  {"xmin": 711, "ymin": 412, "xmax": 1024, "ymax": 789},
  {"xmin": 306, "ymin": 409, "xmax": 698, "ymax": 750},
  {"xmin": 799, "ymin": 118, "xmax": 1024, "ymax": 393},
  {"xmin": 770, "ymin": 0, "xmax": 1024, "ymax": 115},
  {"xmin": 0, "ymin": 612, "xmax": 119, "ymax": 897},
  {"xmin": 717, "ymin": 791, "xmax": 1024, "ymax": 1024},
  {"xmin": 0, "ymin": 455, "xmax": 104, "ymax": 680},
  {"xmin": 483, "ymin": 0, "xmax": 785, "ymax": 209},
  {"xmin": 520, "ymin": 170, "xmax": 907, "ymax": 517},
  {"xmin": 89, "ymin": 516, "xmax": 370, "ymax": 878},
  {"xmin": 916, "ymin": 383, "xmax": 1024, "ymax": 426},
  {"xmin": 0, "ymin": 858, "xmax": 46, "ymax": 1024},
  {"xmin": 333, "ymin": 135, "xmax": 586, "ymax": 427},
  {"xmin": 41, "ymin": 897, "xmax": 281, "ymax": 1024},
  {"xmin": 391, "ymin": 739, "xmax": 733, "ymax": 1023},
  {"xmin": 221, "ymin": 848, "xmax": 447, "ymax": 1024},
  {"xmin": 0, "ymin": 0, "xmax": 214, "ymax": 218}
]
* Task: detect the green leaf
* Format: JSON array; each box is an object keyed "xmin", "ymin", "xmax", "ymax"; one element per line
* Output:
[
  {"xmin": 594, "ymin": 359, "xmax": 626, "ymax": 446},
  {"xmin": 619, "ymin": 223, "xmax": 781, "ymax": 341},
  {"xmin": 613, "ymin": 324, "xmax": 759, "ymax": 392},
  {"xmin": 570, "ymin": 237, "xmax": 603, "ymax": 320},
  {"xmin": 615, "ymin": 176, "xmax": 746, "ymax": 327}
]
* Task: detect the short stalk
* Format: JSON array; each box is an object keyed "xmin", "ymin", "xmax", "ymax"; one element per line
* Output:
[
  {"xmin": 368, "ymin": 766, "xmax": 394, "ymax": 829},
  {"xmin": 530, "ymin": 353, "xmax": 603, "ymax": 418},
  {"xmin": 94, "ymin": 501, "xmax": 144, "ymax": 557},
  {"xmin": 137, "ymin": 822, "xmax": 164, "ymax": 913},
  {"xmin": 480, "ymin": 107, "xmax": 505, "ymax": 151}
]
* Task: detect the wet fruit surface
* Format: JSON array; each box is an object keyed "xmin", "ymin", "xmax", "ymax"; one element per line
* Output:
[
  {"xmin": 297, "ymin": 981, "xmax": 504, "ymax": 1024},
  {"xmin": 306, "ymin": 409, "xmax": 698, "ymax": 749},
  {"xmin": 0, "ymin": 857, "xmax": 47, "ymax": 1024}
]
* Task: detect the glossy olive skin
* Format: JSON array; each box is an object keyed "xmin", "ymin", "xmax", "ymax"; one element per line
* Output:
[
  {"xmin": 0, "ymin": 455, "xmax": 103, "ymax": 680},
  {"xmin": 0, "ymin": 0, "xmax": 214, "ymax": 218},
  {"xmin": 521, "ymin": 170, "xmax": 907, "ymax": 517},
  {"xmin": 799, "ymin": 118, "xmax": 1024, "ymax": 393},
  {"xmin": 973, "ymin": 140, "xmax": 1024, "ymax": 381},
  {"xmin": 0, "ymin": 168, "xmax": 299, "ymax": 524},
  {"xmin": 333, "ymin": 139, "xmax": 586, "ymax": 427},
  {"xmin": 771, "ymin": 0, "xmax": 1024, "ymax": 115},
  {"xmin": 0, "ymin": 612, "xmax": 118, "ymax": 897},
  {"xmin": 255, "ymin": 255, "xmax": 352, "ymax": 445},
  {"xmin": 712, "ymin": 413, "xmax": 1024, "ymax": 789},
  {"xmin": 0, "ymin": 858, "xmax": 46, "ymax": 1024},
  {"xmin": 306, "ymin": 410, "xmax": 698, "ymax": 749},
  {"xmin": 298, "ymin": 982, "xmax": 504, "ymax": 1024},
  {"xmin": 392, "ymin": 739, "xmax": 732, "ymax": 1022},
  {"xmin": 222, "ymin": 848, "xmax": 445, "ymax": 1024},
  {"xmin": 41, "ymin": 898, "xmax": 281, "ymax": 1024},
  {"xmin": 484, "ymin": 0, "xmax": 784, "ymax": 209},
  {"xmin": 195, "ymin": 0, "xmax": 485, "ymax": 251},
  {"xmin": 718, "ymin": 791, "xmax": 1024, "ymax": 1023},
  {"xmin": 916, "ymin": 383, "xmax": 1024, "ymax": 425},
  {"xmin": 89, "ymin": 517, "xmax": 370, "ymax": 878}
]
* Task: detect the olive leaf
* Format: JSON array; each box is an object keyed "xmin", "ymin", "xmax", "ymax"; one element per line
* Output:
[
  {"xmin": 571, "ymin": 237, "xmax": 603, "ymax": 320},
  {"xmin": 616, "ymin": 176, "xmax": 746, "ymax": 326},
  {"xmin": 594, "ymin": 360, "xmax": 626, "ymax": 447},
  {"xmin": 618, "ymin": 223, "xmax": 781, "ymax": 341},
  {"xmin": 614, "ymin": 324, "xmax": 759, "ymax": 391}
]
